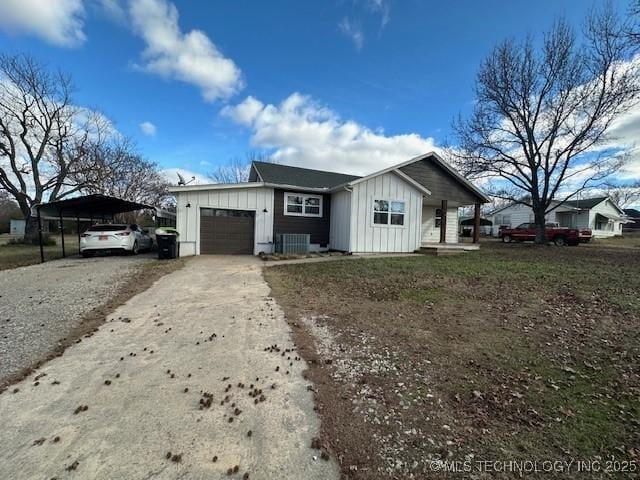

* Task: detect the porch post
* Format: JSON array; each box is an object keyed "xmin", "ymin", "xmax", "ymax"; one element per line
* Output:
[
  {"xmin": 473, "ymin": 203, "xmax": 481, "ymax": 244},
  {"xmin": 77, "ymin": 213, "xmax": 81, "ymax": 255},
  {"xmin": 59, "ymin": 209, "xmax": 66, "ymax": 258},
  {"xmin": 37, "ymin": 206, "xmax": 44, "ymax": 263},
  {"xmin": 440, "ymin": 200, "xmax": 448, "ymax": 243}
]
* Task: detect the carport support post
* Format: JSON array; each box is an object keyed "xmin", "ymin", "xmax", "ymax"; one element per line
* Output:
[
  {"xmin": 439, "ymin": 200, "xmax": 448, "ymax": 243},
  {"xmin": 473, "ymin": 203, "xmax": 481, "ymax": 244},
  {"xmin": 77, "ymin": 213, "xmax": 81, "ymax": 254},
  {"xmin": 37, "ymin": 206, "xmax": 44, "ymax": 263},
  {"xmin": 59, "ymin": 209, "xmax": 66, "ymax": 258}
]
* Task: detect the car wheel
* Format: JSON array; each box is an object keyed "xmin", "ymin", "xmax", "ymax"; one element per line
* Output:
[
  {"xmin": 553, "ymin": 236, "xmax": 567, "ymax": 246},
  {"xmin": 502, "ymin": 235, "xmax": 511, "ymax": 243}
]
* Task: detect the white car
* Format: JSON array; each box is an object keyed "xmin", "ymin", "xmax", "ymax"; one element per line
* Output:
[{"xmin": 80, "ymin": 224, "xmax": 153, "ymax": 257}]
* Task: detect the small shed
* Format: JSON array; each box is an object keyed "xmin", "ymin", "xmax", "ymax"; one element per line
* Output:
[{"xmin": 10, "ymin": 219, "xmax": 26, "ymax": 236}]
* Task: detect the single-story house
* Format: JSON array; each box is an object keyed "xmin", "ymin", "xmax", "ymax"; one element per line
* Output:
[
  {"xmin": 169, "ymin": 152, "xmax": 489, "ymax": 256},
  {"xmin": 623, "ymin": 208, "xmax": 640, "ymax": 232},
  {"xmin": 487, "ymin": 196, "xmax": 628, "ymax": 238}
]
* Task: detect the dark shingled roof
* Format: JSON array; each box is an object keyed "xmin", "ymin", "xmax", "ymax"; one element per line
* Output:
[
  {"xmin": 252, "ymin": 161, "xmax": 360, "ymax": 189},
  {"xmin": 559, "ymin": 196, "xmax": 608, "ymax": 209},
  {"xmin": 624, "ymin": 208, "xmax": 640, "ymax": 218}
]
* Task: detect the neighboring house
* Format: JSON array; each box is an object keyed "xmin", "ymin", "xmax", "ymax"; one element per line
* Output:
[
  {"xmin": 169, "ymin": 152, "xmax": 489, "ymax": 256},
  {"xmin": 623, "ymin": 208, "xmax": 640, "ymax": 232},
  {"xmin": 487, "ymin": 196, "xmax": 628, "ymax": 238}
]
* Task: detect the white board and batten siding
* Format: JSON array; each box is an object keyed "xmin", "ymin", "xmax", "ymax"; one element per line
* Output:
[
  {"xmin": 445, "ymin": 208, "xmax": 459, "ymax": 243},
  {"xmin": 175, "ymin": 187, "xmax": 274, "ymax": 256},
  {"xmin": 348, "ymin": 171, "xmax": 423, "ymax": 253}
]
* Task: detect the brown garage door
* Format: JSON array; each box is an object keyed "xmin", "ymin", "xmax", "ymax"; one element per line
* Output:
[{"xmin": 200, "ymin": 208, "xmax": 255, "ymax": 254}]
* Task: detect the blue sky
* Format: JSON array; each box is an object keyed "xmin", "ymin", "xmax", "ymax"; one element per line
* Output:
[{"xmin": 0, "ymin": 0, "xmax": 636, "ymax": 183}]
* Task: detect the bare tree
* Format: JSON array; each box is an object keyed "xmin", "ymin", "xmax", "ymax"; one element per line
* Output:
[
  {"xmin": 601, "ymin": 180, "xmax": 640, "ymax": 208},
  {"xmin": 0, "ymin": 54, "xmax": 120, "ymax": 237},
  {"xmin": 630, "ymin": 0, "xmax": 640, "ymax": 43},
  {"xmin": 209, "ymin": 151, "xmax": 271, "ymax": 183},
  {"xmin": 453, "ymin": 4, "xmax": 640, "ymax": 243},
  {"xmin": 74, "ymin": 138, "xmax": 171, "ymax": 207}
]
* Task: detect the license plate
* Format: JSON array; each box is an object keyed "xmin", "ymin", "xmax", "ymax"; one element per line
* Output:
[{"xmin": 99, "ymin": 235, "xmax": 108, "ymax": 240}]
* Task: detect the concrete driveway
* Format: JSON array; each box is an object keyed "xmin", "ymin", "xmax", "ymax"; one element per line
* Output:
[{"xmin": 0, "ymin": 256, "xmax": 338, "ymax": 480}]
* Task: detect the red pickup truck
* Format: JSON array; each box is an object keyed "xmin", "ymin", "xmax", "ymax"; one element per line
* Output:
[{"xmin": 500, "ymin": 223, "xmax": 592, "ymax": 246}]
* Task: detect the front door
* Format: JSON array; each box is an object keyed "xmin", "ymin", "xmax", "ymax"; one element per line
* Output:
[{"xmin": 421, "ymin": 205, "xmax": 440, "ymax": 243}]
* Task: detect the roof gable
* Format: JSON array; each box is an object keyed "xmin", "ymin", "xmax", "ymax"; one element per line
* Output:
[
  {"xmin": 251, "ymin": 161, "xmax": 360, "ymax": 189},
  {"xmin": 397, "ymin": 153, "xmax": 489, "ymax": 204},
  {"xmin": 560, "ymin": 196, "xmax": 608, "ymax": 209},
  {"xmin": 560, "ymin": 196, "xmax": 625, "ymax": 215}
]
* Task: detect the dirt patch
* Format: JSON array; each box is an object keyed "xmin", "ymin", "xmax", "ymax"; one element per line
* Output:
[
  {"xmin": 0, "ymin": 258, "xmax": 185, "ymax": 392},
  {"xmin": 265, "ymin": 243, "xmax": 640, "ymax": 479}
]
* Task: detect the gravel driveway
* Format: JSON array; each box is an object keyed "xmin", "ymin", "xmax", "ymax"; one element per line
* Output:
[
  {"xmin": 0, "ymin": 256, "xmax": 338, "ymax": 480},
  {"xmin": 0, "ymin": 254, "xmax": 153, "ymax": 386}
]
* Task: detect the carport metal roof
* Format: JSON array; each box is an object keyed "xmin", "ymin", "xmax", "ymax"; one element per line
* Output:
[
  {"xmin": 33, "ymin": 194, "xmax": 156, "ymax": 263},
  {"xmin": 34, "ymin": 194, "xmax": 154, "ymax": 219}
]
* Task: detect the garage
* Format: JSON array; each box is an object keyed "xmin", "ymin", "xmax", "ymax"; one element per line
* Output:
[{"xmin": 200, "ymin": 208, "xmax": 255, "ymax": 254}]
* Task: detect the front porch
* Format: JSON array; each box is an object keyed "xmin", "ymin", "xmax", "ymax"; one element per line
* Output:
[
  {"xmin": 421, "ymin": 198, "xmax": 483, "ymax": 248},
  {"xmin": 419, "ymin": 242, "xmax": 480, "ymax": 256}
]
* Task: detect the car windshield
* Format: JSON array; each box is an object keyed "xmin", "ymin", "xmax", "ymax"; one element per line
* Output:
[{"xmin": 87, "ymin": 224, "xmax": 128, "ymax": 232}]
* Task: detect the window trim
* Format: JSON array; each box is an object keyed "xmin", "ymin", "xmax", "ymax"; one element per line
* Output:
[
  {"xmin": 283, "ymin": 192, "xmax": 323, "ymax": 218},
  {"xmin": 372, "ymin": 198, "xmax": 406, "ymax": 228}
]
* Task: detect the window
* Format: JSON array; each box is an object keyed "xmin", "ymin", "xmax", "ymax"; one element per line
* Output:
[
  {"xmin": 373, "ymin": 199, "xmax": 405, "ymax": 226},
  {"xmin": 284, "ymin": 193, "xmax": 322, "ymax": 217},
  {"xmin": 435, "ymin": 208, "xmax": 443, "ymax": 228},
  {"xmin": 201, "ymin": 208, "xmax": 254, "ymax": 218}
]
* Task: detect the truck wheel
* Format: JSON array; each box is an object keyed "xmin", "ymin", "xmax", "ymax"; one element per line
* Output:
[
  {"xmin": 502, "ymin": 235, "xmax": 511, "ymax": 243},
  {"xmin": 553, "ymin": 236, "xmax": 567, "ymax": 246}
]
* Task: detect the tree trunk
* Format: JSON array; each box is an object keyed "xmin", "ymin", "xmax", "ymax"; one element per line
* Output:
[
  {"xmin": 533, "ymin": 207, "xmax": 547, "ymax": 245},
  {"xmin": 24, "ymin": 214, "xmax": 39, "ymax": 242}
]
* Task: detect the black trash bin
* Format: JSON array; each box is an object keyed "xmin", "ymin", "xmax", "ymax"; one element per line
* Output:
[{"xmin": 156, "ymin": 228, "xmax": 180, "ymax": 259}]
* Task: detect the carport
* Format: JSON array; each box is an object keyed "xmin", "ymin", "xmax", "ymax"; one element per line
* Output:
[{"xmin": 33, "ymin": 194, "xmax": 160, "ymax": 263}]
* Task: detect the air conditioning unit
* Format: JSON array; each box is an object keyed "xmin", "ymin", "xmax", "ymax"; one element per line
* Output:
[{"xmin": 275, "ymin": 233, "xmax": 310, "ymax": 254}]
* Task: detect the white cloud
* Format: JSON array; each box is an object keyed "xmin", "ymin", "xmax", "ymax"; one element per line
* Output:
[
  {"xmin": 366, "ymin": 0, "xmax": 391, "ymax": 28},
  {"xmin": 0, "ymin": 0, "xmax": 85, "ymax": 47},
  {"xmin": 97, "ymin": 0, "xmax": 127, "ymax": 23},
  {"xmin": 139, "ymin": 121, "xmax": 157, "ymax": 136},
  {"xmin": 161, "ymin": 167, "xmax": 211, "ymax": 185},
  {"xmin": 222, "ymin": 93, "xmax": 439, "ymax": 175},
  {"xmin": 339, "ymin": 18, "xmax": 364, "ymax": 51},
  {"xmin": 129, "ymin": 0, "xmax": 243, "ymax": 102}
]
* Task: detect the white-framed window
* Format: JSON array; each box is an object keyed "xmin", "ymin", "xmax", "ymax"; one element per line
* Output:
[
  {"xmin": 284, "ymin": 192, "xmax": 323, "ymax": 217},
  {"xmin": 373, "ymin": 199, "xmax": 405, "ymax": 226},
  {"xmin": 435, "ymin": 208, "xmax": 443, "ymax": 228}
]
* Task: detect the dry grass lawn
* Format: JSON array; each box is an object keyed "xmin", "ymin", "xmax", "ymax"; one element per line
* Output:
[
  {"xmin": 265, "ymin": 241, "xmax": 640, "ymax": 479},
  {"xmin": 0, "ymin": 236, "xmax": 79, "ymax": 271}
]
